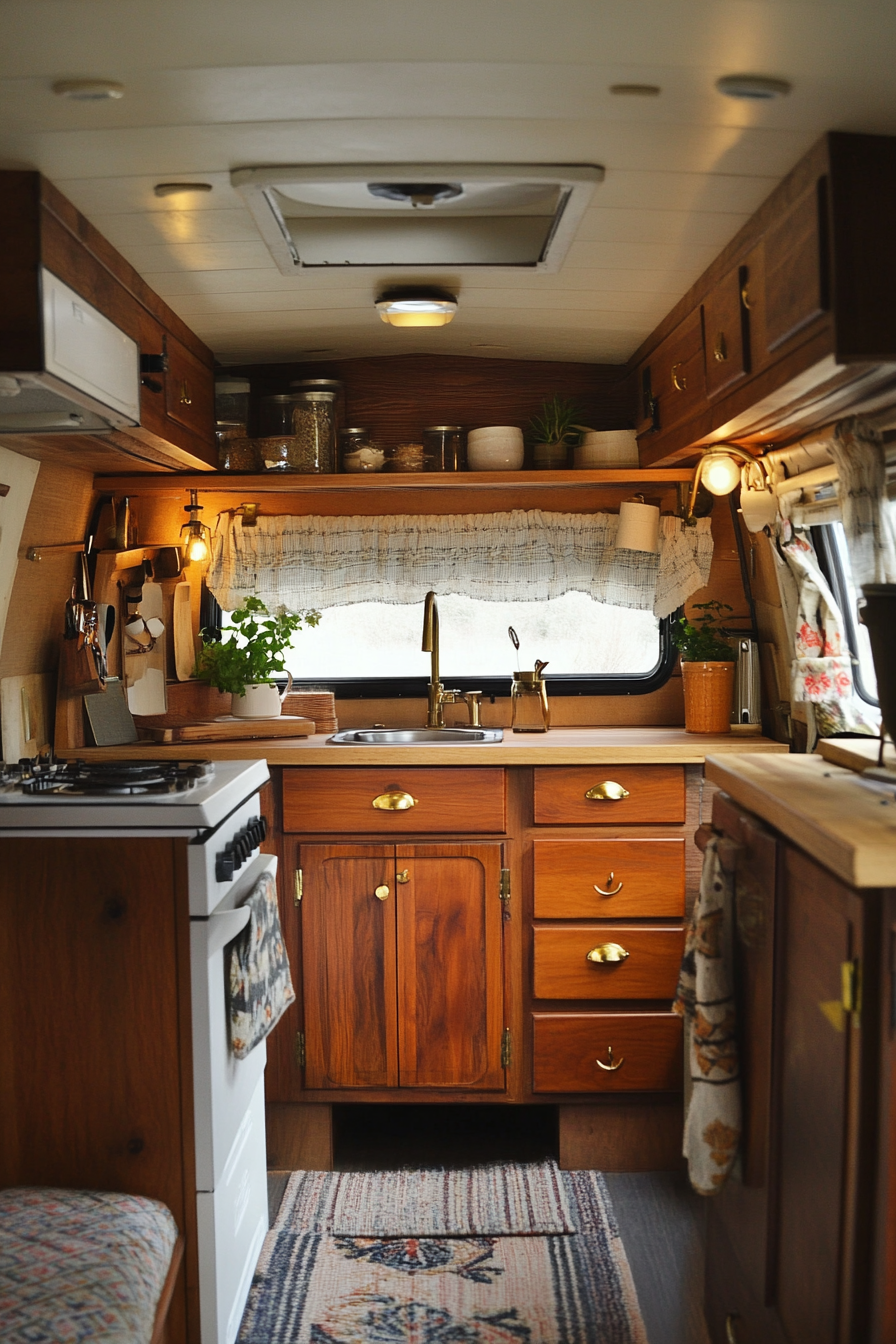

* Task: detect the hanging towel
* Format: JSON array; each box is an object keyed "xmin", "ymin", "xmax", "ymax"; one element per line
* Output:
[
  {"xmin": 229, "ymin": 869, "xmax": 295, "ymax": 1059},
  {"xmin": 672, "ymin": 835, "xmax": 741, "ymax": 1194}
]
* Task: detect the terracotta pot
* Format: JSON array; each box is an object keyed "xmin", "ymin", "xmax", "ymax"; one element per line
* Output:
[{"xmin": 681, "ymin": 660, "xmax": 735, "ymax": 734}]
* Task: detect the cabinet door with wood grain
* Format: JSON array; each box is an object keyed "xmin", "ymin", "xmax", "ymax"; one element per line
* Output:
[
  {"xmin": 300, "ymin": 844, "xmax": 398, "ymax": 1089},
  {"xmin": 396, "ymin": 844, "xmax": 505, "ymax": 1090}
]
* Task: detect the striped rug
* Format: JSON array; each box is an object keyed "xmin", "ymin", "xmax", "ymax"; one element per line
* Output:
[{"xmin": 239, "ymin": 1167, "xmax": 647, "ymax": 1344}]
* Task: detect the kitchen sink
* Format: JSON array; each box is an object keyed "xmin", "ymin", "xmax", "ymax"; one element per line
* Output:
[{"xmin": 328, "ymin": 727, "xmax": 504, "ymax": 745}]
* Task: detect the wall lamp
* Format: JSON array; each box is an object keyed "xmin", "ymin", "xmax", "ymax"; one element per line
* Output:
[
  {"xmin": 181, "ymin": 489, "xmax": 212, "ymax": 563},
  {"xmin": 685, "ymin": 446, "xmax": 770, "ymax": 525}
]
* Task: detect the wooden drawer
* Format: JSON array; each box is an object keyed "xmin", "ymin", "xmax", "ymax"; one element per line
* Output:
[
  {"xmin": 533, "ymin": 765, "xmax": 685, "ymax": 825},
  {"xmin": 533, "ymin": 925, "xmax": 684, "ymax": 1000},
  {"xmin": 164, "ymin": 332, "xmax": 214, "ymax": 440},
  {"xmin": 532, "ymin": 1012, "xmax": 683, "ymax": 1092},
  {"xmin": 282, "ymin": 767, "xmax": 506, "ymax": 834},
  {"xmin": 534, "ymin": 839, "xmax": 685, "ymax": 919},
  {"xmin": 648, "ymin": 307, "xmax": 706, "ymax": 434}
]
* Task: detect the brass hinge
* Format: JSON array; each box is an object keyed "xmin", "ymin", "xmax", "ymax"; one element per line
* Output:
[
  {"xmin": 499, "ymin": 869, "xmax": 511, "ymax": 906},
  {"xmin": 501, "ymin": 1027, "xmax": 512, "ymax": 1069},
  {"xmin": 294, "ymin": 868, "xmax": 303, "ymax": 904},
  {"xmin": 295, "ymin": 1030, "xmax": 306, "ymax": 1069},
  {"xmin": 842, "ymin": 958, "xmax": 862, "ymax": 1020}
]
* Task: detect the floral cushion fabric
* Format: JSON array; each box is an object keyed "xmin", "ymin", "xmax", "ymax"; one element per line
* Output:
[
  {"xmin": 0, "ymin": 1186, "xmax": 178, "ymax": 1344},
  {"xmin": 229, "ymin": 867, "xmax": 296, "ymax": 1059}
]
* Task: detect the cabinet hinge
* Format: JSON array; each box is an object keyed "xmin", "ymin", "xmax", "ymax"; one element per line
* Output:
[
  {"xmin": 295, "ymin": 1030, "xmax": 306, "ymax": 1069},
  {"xmin": 841, "ymin": 958, "xmax": 861, "ymax": 1020},
  {"xmin": 294, "ymin": 868, "xmax": 303, "ymax": 904},
  {"xmin": 501, "ymin": 1028, "xmax": 512, "ymax": 1069},
  {"xmin": 499, "ymin": 869, "xmax": 511, "ymax": 906}
]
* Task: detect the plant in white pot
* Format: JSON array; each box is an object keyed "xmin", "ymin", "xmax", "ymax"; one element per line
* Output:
[
  {"xmin": 672, "ymin": 601, "xmax": 736, "ymax": 734},
  {"xmin": 195, "ymin": 596, "xmax": 321, "ymax": 718}
]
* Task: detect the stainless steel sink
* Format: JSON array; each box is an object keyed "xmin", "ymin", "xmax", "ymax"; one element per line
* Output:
[{"xmin": 328, "ymin": 727, "xmax": 504, "ymax": 745}]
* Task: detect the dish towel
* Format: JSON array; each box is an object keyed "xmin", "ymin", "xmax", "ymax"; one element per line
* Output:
[
  {"xmin": 673, "ymin": 834, "xmax": 741, "ymax": 1194},
  {"xmin": 229, "ymin": 869, "xmax": 295, "ymax": 1059}
]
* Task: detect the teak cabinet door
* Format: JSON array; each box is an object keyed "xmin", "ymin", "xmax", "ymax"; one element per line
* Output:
[
  {"xmin": 396, "ymin": 844, "xmax": 505, "ymax": 1090},
  {"xmin": 300, "ymin": 844, "xmax": 398, "ymax": 1089},
  {"xmin": 300, "ymin": 842, "xmax": 505, "ymax": 1091}
]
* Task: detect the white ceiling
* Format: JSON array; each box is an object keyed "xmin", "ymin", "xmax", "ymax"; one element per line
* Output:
[{"xmin": 2, "ymin": 0, "xmax": 895, "ymax": 367}]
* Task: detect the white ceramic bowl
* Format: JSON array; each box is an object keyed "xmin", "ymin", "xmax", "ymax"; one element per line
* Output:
[
  {"xmin": 573, "ymin": 429, "xmax": 639, "ymax": 469},
  {"xmin": 467, "ymin": 425, "xmax": 524, "ymax": 444},
  {"xmin": 467, "ymin": 437, "xmax": 525, "ymax": 471}
]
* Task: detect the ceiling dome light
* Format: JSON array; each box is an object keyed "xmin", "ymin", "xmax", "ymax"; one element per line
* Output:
[
  {"xmin": 375, "ymin": 290, "xmax": 458, "ymax": 328},
  {"xmin": 154, "ymin": 182, "xmax": 213, "ymax": 198},
  {"xmin": 716, "ymin": 75, "xmax": 792, "ymax": 101},
  {"xmin": 610, "ymin": 84, "xmax": 661, "ymax": 97},
  {"xmin": 52, "ymin": 78, "xmax": 124, "ymax": 101}
]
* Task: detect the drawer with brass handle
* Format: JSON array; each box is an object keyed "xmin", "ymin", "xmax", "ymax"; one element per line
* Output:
[
  {"xmin": 534, "ymin": 839, "xmax": 685, "ymax": 918},
  {"xmin": 533, "ymin": 925, "xmax": 684, "ymax": 999},
  {"xmin": 532, "ymin": 1011, "xmax": 683, "ymax": 1092},
  {"xmin": 283, "ymin": 767, "xmax": 506, "ymax": 834},
  {"xmin": 533, "ymin": 766, "xmax": 685, "ymax": 825}
]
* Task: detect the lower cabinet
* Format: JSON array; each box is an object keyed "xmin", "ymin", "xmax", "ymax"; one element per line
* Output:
[{"xmin": 299, "ymin": 842, "xmax": 506, "ymax": 1091}]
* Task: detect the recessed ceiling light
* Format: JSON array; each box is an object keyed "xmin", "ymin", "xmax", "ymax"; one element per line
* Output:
[
  {"xmin": 716, "ymin": 74, "xmax": 792, "ymax": 101},
  {"xmin": 52, "ymin": 78, "xmax": 124, "ymax": 101},
  {"xmin": 153, "ymin": 182, "xmax": 213, "ymax": 198},
  {"xmin": 375, "ymin": 289, "xmax": 458, "ymax": 328},
  {"xmin": 610, "ymin": 84, "xmax": 661, "ymax": 97}
]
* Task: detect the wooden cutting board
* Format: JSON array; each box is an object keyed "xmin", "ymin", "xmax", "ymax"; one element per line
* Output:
[
  {"xmin": 139, "ymin": 714, "xmax": 316, "ymax": 743},
  {"xmin": 173, "ymin": 578, "xmax": 195, "ymax": 681}
]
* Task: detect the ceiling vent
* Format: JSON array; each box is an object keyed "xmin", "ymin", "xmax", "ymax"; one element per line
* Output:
[{"xmin": 231, "ymin": 163, "xmax": 603, "ymax": 274}]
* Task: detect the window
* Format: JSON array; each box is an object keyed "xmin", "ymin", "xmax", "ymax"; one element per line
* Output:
[{"xmin": 813, "ymin": 521, "xmax": 879, "ymax": 706}]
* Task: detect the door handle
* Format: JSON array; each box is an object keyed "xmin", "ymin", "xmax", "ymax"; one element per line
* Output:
[
  {"xmin": 586, "ymin": 942, "xmax": 630, "ymax": 964},
  {"xmin": 593, "ymin": 872, "xmax": 623, "ymax": 897},
  {"xmin": 374, "ymin": 885, "xmax": 390, "ymax": 901},
  {"xmin": 372, "ymin": 790, "xmax": 417, "ymax": 811},
  {"xmin": 396, "ymin": 869, "xmax": 410, "ymax": 884},
  {"xmin": 584, "ymin": 781, "xmax": 630, "ymax": 801},
  {"xmin": 596, "ymin": 1045, "xmax": 624, "ymax": 1072}
]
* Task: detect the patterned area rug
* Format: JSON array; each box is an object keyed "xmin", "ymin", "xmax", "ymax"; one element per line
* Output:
[
  {"xmin": 239, "ymin": 1167, "xmax": 647, "ymax": 1344},
  {"xmin": 275, "ymin": 1163, "xmax": 575, "ymax": 1237}
]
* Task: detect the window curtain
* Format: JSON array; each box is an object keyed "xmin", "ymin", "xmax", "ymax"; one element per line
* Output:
[
  {"xmin": 207, "ymin": 509, "xmax": 713, "ymax": 619},
  {"xmin": 827, "ymin": 415, "xmax": 896, "ymax": 585}
]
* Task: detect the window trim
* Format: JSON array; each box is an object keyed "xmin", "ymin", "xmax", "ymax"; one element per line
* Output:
[{"xmin": 811, "ymin": 524, "xmax": 879, "ymax": 707}]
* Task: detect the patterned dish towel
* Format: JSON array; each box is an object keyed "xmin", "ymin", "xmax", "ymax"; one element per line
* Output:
[
  {"xmin": 230, "ymin": 868, "xmax": 295, "ymax": 1058},
  {"xmin": 672, "ymin": 834, "xmax": 741, "ymax": 1194}
]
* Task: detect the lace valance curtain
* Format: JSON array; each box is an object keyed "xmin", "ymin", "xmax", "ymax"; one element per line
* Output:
[{"xmin": 207, "ymin": 509, "xmax": 713, "ymax": 619}]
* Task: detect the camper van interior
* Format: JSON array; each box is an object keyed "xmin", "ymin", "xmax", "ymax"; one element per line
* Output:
[{"xmin": 2, "ymin": 3, "xmax": 896, "ymax": 1341}]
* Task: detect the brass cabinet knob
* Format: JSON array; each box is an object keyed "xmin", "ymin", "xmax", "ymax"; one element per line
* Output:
[
  {"xmin": 586, "ymin": 942, "xmax": 630, "ymax": 964},
  {"xmin": 374, "ymin": 884, "xmax": 390, "ymax": 901},
  {"xmin": 584, "ymin": 781, "xmax": 630, "ymax": 801},
  {"xmin": 372, "ymin": 790, "xmax": 418, "ymax": 811},
  {"xmin": 740, "ymin": 284, "xmax": 752, "ymax": 310},
  {"xmin": 671, "ymin": 362, "xmax": 687, "ymax": 392},
  {"xmin": 396, "ymin": 868, "xmax": 410, "ymax": 884},
  {"xmin": 596, "ymin": 1045, "xmax": 624, "ymax": 1072},
  {"xmin": 179, "ymin": 379, "xmax": 192, "ymax": 405},
  {"xmin": 713, "ymin": 331, "xmax": 728, "ymax": 362},
  {"xmin": 725, "ymin": 1315, "xmax": 740, "ymax": 1344},
  {"xmin": 593, "ymin": 872, "xmax": 624, "ymax": 897}
]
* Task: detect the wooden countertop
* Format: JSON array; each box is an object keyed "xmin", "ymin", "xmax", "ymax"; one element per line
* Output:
[
  {"xmin": 704, "ymin": 752, "xmax": 896, "ymax": 888},
  {"xmin": 65, "ymin": 726, "xmax": 787, "ymax": 767}
]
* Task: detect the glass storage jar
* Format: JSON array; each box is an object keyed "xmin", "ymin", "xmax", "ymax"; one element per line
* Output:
[
  {"xmin": 510, "ymin": 667, "xmax": 551, "ymax": 732},
  {"xmin": 386, "ymin": 442, "xmax": 429, "ymax": 472},
  {"xmin": 422, "ymin": 425, "xmax": 466, "ymax": 471},
  {"xmin": 216, "ymin": 424, "xmax": 257, "ymax": 471},
  {"xmin": 289, "ymin": 390, "xmax": 337, "ymax": 472},
  {"xmin": 214, "ymin": 377, "xmax": 250, "ymax": 431},
  {"xmin": 339, "ymin": 428, "xmax": 385, "ymax": 473}
]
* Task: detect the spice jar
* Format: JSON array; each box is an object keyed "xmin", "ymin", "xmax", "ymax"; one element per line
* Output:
[
  {"xmin": 216, "ymin": 424, "xmax": 257, "ymax": 471},
  {"xmin": 422, "ymin": 426, "xmax": 466, "ymax": 471},
  {"xmin": 339, "ymin": 428, "xmax": 385, "ymax": 473},
  {"xmin": 386, "ymin": 442, "xmax": 429, "ymax": 472},
  {"xmin": 511, "ymin": 662, "xmax": 550, "ymax": 733}
]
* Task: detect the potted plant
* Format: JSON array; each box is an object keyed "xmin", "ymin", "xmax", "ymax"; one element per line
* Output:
[
  {"xmin": 195, "ymin": 596, "xmax": 321, "ymax": 718},
  {"xmin": 527, "ymin": 395, "xmax": 589, "ymax": 470},
  {"xmin": 672, "ymin": 600, "xmax": 736, "ymax": 734}
]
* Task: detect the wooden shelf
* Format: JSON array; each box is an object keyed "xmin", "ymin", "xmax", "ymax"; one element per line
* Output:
[{"xmin": 94, "ymin": 468, "xmax": 693, "ymax": 494}]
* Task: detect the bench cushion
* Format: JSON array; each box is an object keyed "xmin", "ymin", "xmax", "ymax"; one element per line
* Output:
[{"xmin": 0, "ymin": 1187, "xmax": 178, "ymax": 1343}]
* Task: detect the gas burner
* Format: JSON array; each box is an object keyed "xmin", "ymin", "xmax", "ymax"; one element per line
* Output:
[{"xmin": 11, "ymin": 759, "xmax": 215, "ymax": 797}]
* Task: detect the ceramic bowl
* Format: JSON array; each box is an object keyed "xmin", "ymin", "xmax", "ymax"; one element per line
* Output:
[
  {"xmin": 467, "ymin": 436, "xmax": 525, "ymax": 471},
  {"xmin": 573, "ymin": 430, "xmax": 639, "ymax": 469},
  {"xmin": 468, "ymin": 425, "xmax": 524, "ymax": 444}
]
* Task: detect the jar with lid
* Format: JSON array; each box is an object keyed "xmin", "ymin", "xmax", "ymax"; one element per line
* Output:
[
  {"xmin": 510, "ymin": 663, "xmax": 550, "ymax": 733},
  {"xmin": 257, "ymin": 392, "xmax": 337, "ymax": 472},
  {"xmin": 216, "ymin": 425, "xmax": 257, "ymax": 471},
  {"xmin": 339, "ymin": 428, "xmax": 385, "ymax": 473},
  {"xmin": 215, "ymin": 377, "xmax": 250, "ymax": 432},
  {"xmin": 422, "ymin": 426, "xmax": 466, "ymax": 471}
]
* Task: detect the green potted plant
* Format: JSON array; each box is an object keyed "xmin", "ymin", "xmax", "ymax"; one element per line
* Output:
[
  {"xmin": 672, "ymin": 600, "xmax": 736, "ymax": 734},
  {"xmin": 195, "ymin": 596, "xmax": 321, "ymax": 718},
  {"xmin": 527, "ymin": 395, "xmax": 589, "ymax": 470}
]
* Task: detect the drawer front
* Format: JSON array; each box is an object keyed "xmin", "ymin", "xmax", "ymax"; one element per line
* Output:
[
  {"xmin": 534, "ymin": 838, "xmax": 685, "ymax": 919},
  {"xmin": 164, "ymin": 332, "xmax": 214, "ymax": 439},
  {"xmin": 533, "ymin": 765, "xmax": 685, "ymax": 825},
  {"xmin": 532, "ymin": 1011, "xmax": 683, "ymax": 1092},
  {"xmin": 283, "ymin": 767, "xmax": 506, "ymax": 834},
  {"xmin": 648, "ymin": 307, "xmax": 706, "ymax": 433},
  {"xmin": 702, "ymin": 263, "xmax": 749, "ymax": 398},
  {"xmin": 533, "ymin": 925, "xmax": 684, "ymax": 1000}
]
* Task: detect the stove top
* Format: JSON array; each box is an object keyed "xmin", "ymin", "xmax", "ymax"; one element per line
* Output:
[{"xmin": 0, "ymin": 758, "xmax": 215, "ymax": 796}]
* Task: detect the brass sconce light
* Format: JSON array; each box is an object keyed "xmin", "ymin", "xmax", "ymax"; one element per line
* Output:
[
  {"xmin": 181, "ymin": 489, "xmax": 212, "ymax": 563},
  {"xmin": 685, "ymin": 446, "xmax": 771, "ymax": 525}
]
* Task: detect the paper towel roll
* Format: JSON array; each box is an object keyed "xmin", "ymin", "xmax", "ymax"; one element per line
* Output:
[
  {"xmin": 616, "ymin": 500, "xmax": 660, "ymax": 552},
  {"xmin": 739, "ymin": 487, "xmax": 778, "ymax": 533}
]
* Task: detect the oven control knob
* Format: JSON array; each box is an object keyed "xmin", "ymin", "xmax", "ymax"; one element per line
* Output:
[
  {"xmin": 215, "ymin": 851, "xmax": 235, "ymax": 882},
  {"xmin": 258, "ymin": 816, "xmax": 267, "ymax": 842},
  {"xmin": 235, "ymin": 830, "xmax": 251, "ymax": 861}
]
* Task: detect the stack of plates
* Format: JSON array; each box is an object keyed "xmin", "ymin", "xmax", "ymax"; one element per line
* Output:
[{"xmin": 281, "ymin": 691, "xmax": 338, "ymax": 734}]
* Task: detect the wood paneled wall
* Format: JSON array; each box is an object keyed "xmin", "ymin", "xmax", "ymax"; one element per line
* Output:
[
  {"xmin": 223, "ymin": 353, "xmax": 635, "ymax": 451},
  {"xmin": 0, "ymin": 460, "xmax": 97, "ymax": 679}
]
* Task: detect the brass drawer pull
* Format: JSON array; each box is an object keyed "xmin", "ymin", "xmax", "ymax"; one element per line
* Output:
[
  {"xmin": 740, "ymin": 284, "xmax": 752, "ymax": 310},
  {"xmin": 593, "ymin": 872, "xmax": 623, "ymax": 897},
  {"xmin": 596, "ymin": 1045, "xmax": 624, "ymax": 1072},
  {"xmin": 587, "ymin": 942, "xmax": 630, "ymax": 964},
  {"xmin": 372, "ymin": 790, "xmax": 418, "ymax": 811},
  {"xmin": 713, "ymin": 331, "xmax": 728, "ymax": 362},
  {"xmin": 584, "ymin": 781, "xmax": 630, "ymax": 801},
  {"xmin": 671, "ymin": 362, "xmax": 687, "ymax": 392},
  {"xmin": 396, "ymin": 868, "xmax": 410, "ymax": 884},
  {"xmin": 374, "ymin": 884, "xmax": 390, "ymax": 901},
  {"xmin": 725, "ymin": 1315, "xmax": 740, "ymax": 1344},
  {"xmin": 179, "ymin": 379, "xmax": 192, "ymax": 405}
]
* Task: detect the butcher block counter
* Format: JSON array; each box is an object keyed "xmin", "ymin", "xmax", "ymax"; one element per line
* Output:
[{"xmin": 64, "ymin": 726, "xmax": 786, "ymax": 766}]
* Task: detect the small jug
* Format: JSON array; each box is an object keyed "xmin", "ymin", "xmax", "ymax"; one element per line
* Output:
[
  {"xmin": 230, "ymin": 672, "xmax": 293, "ymax": 719},
  {"xmin": 511, "ymin": 660, "xmax": 550, "ymax": 733}
]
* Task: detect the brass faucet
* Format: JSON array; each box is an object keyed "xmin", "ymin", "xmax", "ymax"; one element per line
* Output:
[{"xmin": 421, "ymin": 590, "xmax": 483, "ymax": 729}]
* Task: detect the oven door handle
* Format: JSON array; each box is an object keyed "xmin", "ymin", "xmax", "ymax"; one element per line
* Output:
[{"xmin": 201, "ymin": 906, "xmax": 251, "ymax": 958}]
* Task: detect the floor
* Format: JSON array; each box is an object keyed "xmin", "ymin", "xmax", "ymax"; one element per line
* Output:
[{"xmin": 266, "ymin": 1104, "xmax": 710, "ymax": 1344}]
